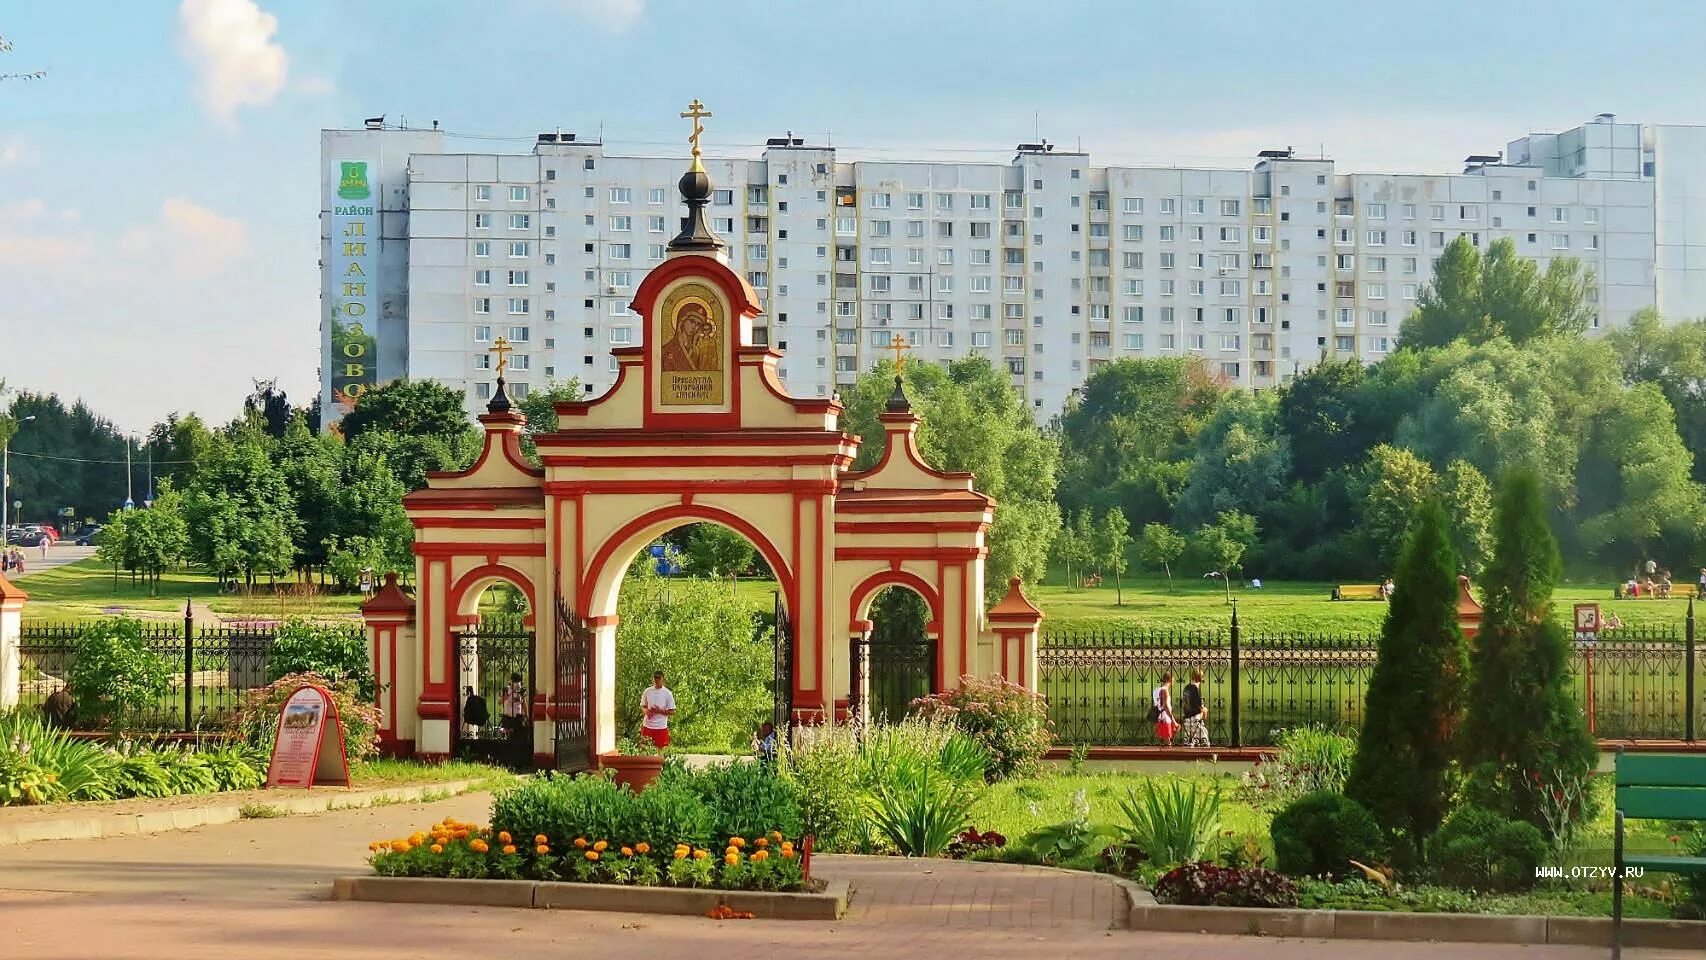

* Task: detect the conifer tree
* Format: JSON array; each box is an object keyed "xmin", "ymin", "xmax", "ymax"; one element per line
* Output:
[
  {"xmin": 1461, "ymin": 470, "xmax": 1597, "ymax": 833},
  {"xmin": 1345, "ymin": 500, "xmax": 1469, "ymax": 861}
]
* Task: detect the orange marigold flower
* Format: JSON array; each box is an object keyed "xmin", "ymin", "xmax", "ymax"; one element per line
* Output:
[
  {"xmin": 498, "ymin": 832, "xmax": 512, "ymax": 844},
  {"xmin": 752, "ymin": 850, "xmax": 768, "ymax": 862},
  {"xmin": 673, "ymin": 848, "xmax": 688, "ymax": 860},
  {"xmin": 769, "ymin": 831, "xmax": 783, "ymax": 843},
  {"xmin": 409, "ymin": 832, "xmax": 427, "ymax": 845},
  {"xmin": 470, "ymin": 839, "xmax": 489, "ymax": 854},
  {"xmin": 535, "ymin": 834, "xmax": 549, "ymax": 845},
  {"xmin": 781, "ymin": 849, "xmax": 796, "ymax": 859},
  {"xmin": 586, "ymin": 850, "xmax": 600, "ymax": 862},
  {"xmin": 724, "ymin": 853, "xmax": 739, "ymax": 865},
  {"xmin": 621, "ymin": 846, "xmax": 634, "ymax": 857},
  {"xmin": 573, "ymin": 838, "xmax": 588, "ymax": 849},
  {"xmin": 536, "ymin": 844, "xmax": 551, "ymax": 855},
  {"xmin": 391, "ymin": 841, "xmax": 411, "ymax": 853},
  {"xmin": 430, "ymin": 844, "xmax": 444, "ymax": 854},
  {"xmin": 693, "ymin": 850, "xmax": 709, "ymax": 861},
  {"xmin": 502, "ymin": 845, "xmax": 517, "ymax": 856},
  {"xmin": 755, "ymin": 838, "xmax": 769, "ymax": 849},
  {"xmin": 593, "ymin": 840, "xmax": 608, "ymax": 852},
  {"xmin": 635, "ymin": 842, "xmax": 650, "ymax": 854},
  {"xmin": 729, "ymin": 837, "xmax": 745, "ymax": 848}
]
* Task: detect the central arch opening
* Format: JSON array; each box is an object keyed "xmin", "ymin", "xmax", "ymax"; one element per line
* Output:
[
  {"xmin": 608, "ymin": 521, "xmax": 791, "ymax": 752},
  {"xmin": 862, "ymin": 586, "xmax": 935, "ymax": 723},
  {"xmin": 453, "ymin": 580, "xmax": 535, "ymax": 770}
]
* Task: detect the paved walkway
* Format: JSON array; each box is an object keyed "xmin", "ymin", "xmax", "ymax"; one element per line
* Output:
[
  {"xmin": 7, "ymin": 542, "xmax": 94, "ymax": 577},
  {"xmin": 0, "ymin": 792, "xmax": 1693, "ymax": 959}
]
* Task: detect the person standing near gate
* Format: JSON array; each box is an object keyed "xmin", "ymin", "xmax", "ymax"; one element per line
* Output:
[
  {"xmin": 640, "ymin": 671, "xmax": 676, "ymax": 750},
  {"xmin": 500, "ymin": 672, "xmax": 527, "ymax": 739},
  {"xmin": 1178, "ymin": 669, "xmax": 1210, "ymax": 748}
]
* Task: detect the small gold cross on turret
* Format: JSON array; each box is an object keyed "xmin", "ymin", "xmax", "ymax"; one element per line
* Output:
[
  {"xmin": 680, "ymin": 99, "xmax": 712, "ymax": 170},
  {"xmin": 491, "ymin": 335, "xmax": 513, "ymax": 377},
  {"xmin": 886, "ymin": 333, "xmax": 911, "ymax": 373}
]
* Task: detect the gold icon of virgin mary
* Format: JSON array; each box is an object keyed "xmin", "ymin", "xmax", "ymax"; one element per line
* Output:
[{"xmin": 659, "ymin": 284, "xmax": 726, "ymax": 405}]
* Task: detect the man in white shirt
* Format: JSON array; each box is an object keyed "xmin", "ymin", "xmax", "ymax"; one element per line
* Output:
[{"xmin": 639, "ymin": 671, "xmax": 676, "ymax": 749}]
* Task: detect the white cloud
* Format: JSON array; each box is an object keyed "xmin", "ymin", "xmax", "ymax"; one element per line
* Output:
[
  {"xmin": 0, "ymin": 136, "xmax": 38, "ymax": 166},
  {"xmin": 177, "ymin": 0, "xmax": 289, "ymax": 122},
  {"xmin": 117, "ymin": 197, "xmax": 249, "ymax": 269},
  {"xmin": 559, "ymin": 0, "xmax": 644, "ymax": 33}
]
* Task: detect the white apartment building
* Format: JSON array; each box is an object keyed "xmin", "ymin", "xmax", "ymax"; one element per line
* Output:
[{"xmin": 320, "ymin": 114, "xmax": 1706, "ymax": 422}]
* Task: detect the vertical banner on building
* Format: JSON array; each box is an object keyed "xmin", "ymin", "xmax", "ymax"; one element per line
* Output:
[{"xmin": 329, "ymin": 159, "xmax": 380, "ymax": 412}]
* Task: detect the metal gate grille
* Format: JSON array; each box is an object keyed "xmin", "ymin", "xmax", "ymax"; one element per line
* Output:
[
  {"xmin": 772, "ymin": 590, "xmax": 794, "ymax": 731},
  {"xmin": 453, "ymin": 614, "xmax": 535, "ymax": 771},
  {"xmin": 553, "ymin": 597, "xmax": 593, "ymax": 772}
]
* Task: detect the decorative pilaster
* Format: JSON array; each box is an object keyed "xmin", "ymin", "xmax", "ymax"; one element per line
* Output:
[
  {"xmin": 986, "ymin": 577, "xmax": 1044, "ymax": 689},
  {"xmin": 361, "ymin": 573, "xmax": 417, "ymax": 756}
]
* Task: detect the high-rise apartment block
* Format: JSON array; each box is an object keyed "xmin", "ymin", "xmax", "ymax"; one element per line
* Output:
[{"xmin": 320, "ymin": 114, "xmax": 1706, "ymax": 421}]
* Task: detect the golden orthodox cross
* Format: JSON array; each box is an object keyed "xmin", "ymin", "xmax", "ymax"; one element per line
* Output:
[
  {"xmin": 886, "ymin": 333, "xmax": 911, "ymax": 373},
  {"xmin": 680, "ymin": 99, "xmax": 712, "ymax": 160},
  {"xmin": 491, "ymin": 336, "xmax": 513, "ymax": 377}
]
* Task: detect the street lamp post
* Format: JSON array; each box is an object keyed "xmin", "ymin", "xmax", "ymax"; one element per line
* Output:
[{"xmin": 2, "ymin": 414, "xmax": 38, "ymax": 536}]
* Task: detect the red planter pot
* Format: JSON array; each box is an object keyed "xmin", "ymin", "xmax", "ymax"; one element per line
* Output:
[{"xmin": 598, "ymin": 753, "xmax": 664, "ymax": 792}]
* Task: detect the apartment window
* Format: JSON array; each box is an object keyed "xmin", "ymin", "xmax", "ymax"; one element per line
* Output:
[
  {"xmin": 1253, "ymin": 198, "xmax": 1271, "ymax": 215},
  {"xmin": 608, "ymin": 187, "xmax": 631, "ymax": 204},
  {"xmin": 647, "ymin": 215, "xmax": 666, "ymax": 233},
  {"xmin": 1336, "ymin": 228, "xmax": 1353, "ymax": 245},
  {"xmin": 1221, "ymin": 308, "xmax": 1240, "ymax": 325},
  {"xmin": 609, "ymin": 243, "xmax": 631, "ymax": 259},
  {"xmin": 507, "ymin": 241, "xmax": 529, "ymax": 258},
  {"xmin": 971, "ymin": 331, "xmax": 993, "ymax": 348},
  {"xmin": 1122, "ymin": 279, "xmax": 1142, "ymax": 295},
  {"xmin": 1160, "ymin": 198, "xmax": 1177, "ymax": 214},
  {"xmin": 507, "ymin": 324, "xmax": 530, "ymax": 341},
  {"xmin": 1220, "ymin": 280, "xmax": 1241, "ymax": 296},
  {"xmin": 1552, "ymin": 207, "xmax": 1568, "ymax": 223},
  {"xmin": 835, "ymin": 216, "xmax": 855, "ymax": 235},
  {"xmin": 970, "ymin": 275, "xmax": 992, "ymax": 294},
  {"xmin": 1429, "ymin": 231, "xmax": 1445, "ymax": 247},
  {"xmin": 936, "ymin": 222, "xmax": 954, "ymax": 239},
  {"xmin": 1335, "ymin": 254, "xmax": 1355, "ymax": 270},
  {"xmin": 936, "ymin": 192, "xmax": 953, "ymax": 211},
  {"xmin": 474, "ymin": 269, "xmax": 491, "ymax": 286},
  {"xmin": 971, "ymin": 221, "xmax": 993, "ymax": 239},
  {"xmin": 868, "ymin": 274, "xmax": 891, "ymax": 294},
  {"xmin": 1219, "ymin": 226, "xmax": 1241, "ymax": 243},
  {"xmin": 1367, "ymin": 202, "xmax": 1386, "ymax": 220},
  {"xmin": 1159, "ymin": 225, "xmax": 1176, "ymax": 241},
  {"xmin": 1585, "ymin": 207, "xmax": 1599, "ymax": 225},
  {"xmin": 471, "ymin": 240, "xmax": 491, "ymax": 259},
  {"xmin": 1253, "ymin": 226, "xmax": 1271, "ymax": 243},
  {"xmin": 871, "ymin": 219, "xmax": 892, "ymax": 238},
  {"xmin": 473, "ymin": 185, "xmax": 492, "ymax": 202},
  {"xmin": 473, "ymin": 325, "xmax": 492, "ymax": 342},
  {"xmin": 1122, "ymin": 224, "xmax": 1143, "ymax": 241},
  {"xmin": 1122, "ymin": 306, "xmax": 1144, "ymax": 324},
  {"xmin": 1188, "ymin": 280, "xmax": 1205, "ymax": 296},
  {"xmin": 748, "ymin": 243, "xmax": 769, "ymax": 261},
  {"xmin": 868, "ymin": 192, "xmax": 891, "ymax": 209},
  {"xmin": 1336, "ymin": 308, "xmax": 1354, "ymax": 327},
  {"xmin": 746, "ymin": 186, "xmax": 767, "ymax": 205},
  {"xmin": 970, "ymin": 193, "xmax": 992, "ymax": 210},
  {"xmin": 1335, "ymin": 200, "xmax": 1353, "ymax": 217},
  {"xmin": 1189, "ymin": 226, "xmax": 1205, "ymax": 242},
  {"xmin": 937, "ymin": 249, "xmax": 954, "ymax": 266},
  {"xmin": 1221, "ymin": 334, "xmax": 1241, "ymax": 351},
  {"xmin": 1459, "ymin": 205, "xmax": 1479, "ymax": 221},
  {"xmin": 1159, "ymin": 333, "xmax": 1177, "ymax": 350},
  {"xmin": 1159, "ymin": 307, "xmax": 1175, "ymax": 324},
  {"xmin": 1401, "ymin": 283, "xmax": 1418, "ymax": 300},
  {"xmin": 607, "ymin": 300, "xmax": 629, "ymax": 316},
  {"xmin": 1403, "ymin": 257, "xmax": 1418, "ymax": 274},
  {"xmin": 608, "ymin": 327, "xmax": 633, "ymax": 346},
  {"xmin": 1189, "ymin": 334, "xmax": 1206, "ymax": 350},
  {"xmin": 932, "ymin": 275, "xmax": 953, "ymax": 295},
  {"xmin": 508, "ymin": 270, "xmax": 529, "ymax": 287},
  {"xmin": 1121, "ymin": 252, "xmax": 1143, "ymax": 270},
  {"xmin": 1368, "ymin": 309, "xmax": 1388, "ymax": 326},
  {"xmin": 649, "ymin": 244, "xmax": 666, "ymax": 260},
  {"xmin": 1552, "ymin": 234, "xmax": 1570, "ymax": 250},
  {"xmin": 1159, "ymin": 279, "xmax": 1175, "ymax": 296},
  {"xmin": 1366, "ymin": 229, "xmax": 1386, "ymax": 246},
  {"xmin": 867, "ymin": 247, "xmax": 891, "ymax": 266},
  {"xmin": 971, "ymin": 248, "xmax": 992, "ymax": 265},
  {"xmin": 1430, "ymin": 204, "xmax": 1445, "ymax": 221},
  {"xmin": 901, "ymin": 192, "xmax": 923, "ymax": 211},
  {"xmin": 1401, "ymin": 230, "xmax": 1418, "ymax": 246},
  {"xmin": 715, "ymin": 217, "xmax": 736, "ymax": 234},
  {"xmin": 1366, "ymin": 283, "xmax": 1386, "ymax": 299},
  {"xmin": 474, "ymin": 213, "xmax": 491, "ymax": 229},
  {"xmin": 509, "ymin": 213, "xmax": 530, "ymax": 230},
  {"xmin": 608, "ymin": 271, "xmax": 632, "ymax": 290},
  {"xmin": 1188, "ymin": 198, "xmax": 1206, "ymax": 215},
  {"xmin": 506, "ymin": 185, "xmax": 529, "ymax": 203},
  {"xmin": 1588, "ymin": 234, "xmax": 1600, "ymax": 250},
  {"xmin": 711, "ymin": 189, "xmax": 733, "ymax": 205},
  {"xmin": 1159, "ymin": 252, "xmax": 1175, "ymax": 269},
  {"xmin": 474, "ymin": 298, "xmax": 491, "ymax": 314},
  {"xmin": 475, "ymin": 382, "xmax": 492, "ymax": 400},
  {"xmin": 646, "ymin": 187, "xmax": 667, "ymax": 205}
]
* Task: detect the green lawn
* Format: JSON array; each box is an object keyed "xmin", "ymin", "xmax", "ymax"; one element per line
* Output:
[{"xmin": 15, "ymin": 558, "xmax": 367, "ymax": 622}]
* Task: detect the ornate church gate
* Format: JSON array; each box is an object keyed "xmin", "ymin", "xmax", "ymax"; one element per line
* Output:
[
  {"xmin": 772, "ymin": 591, "xmax": 794, "ymax": 731},
  {"xmin": 553, "ymin": 598, "xmax": 593, "ymax": 772},
  {"xmin": 451, "ymin": 613, "xmax": 536, "ymax": 771}
]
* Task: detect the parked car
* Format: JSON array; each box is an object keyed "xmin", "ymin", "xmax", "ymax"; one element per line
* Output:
[{"xmin": 74, "ymin": 526, "xmax": 103, "ymax": 546}]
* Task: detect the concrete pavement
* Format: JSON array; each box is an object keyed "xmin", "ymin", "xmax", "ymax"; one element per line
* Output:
[
  {"xmin": 7, "ymin": 542, "xmax": 96, "ymax": 578},
  {"xmin": 0, "ymin": 791, "xmax": 1695, "ymax": 960}
]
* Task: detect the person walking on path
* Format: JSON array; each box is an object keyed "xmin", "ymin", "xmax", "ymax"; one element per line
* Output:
[
  {"xmin": 500, "ymin": 673, "xmax": 527, "ymax": 740},
  {"xmin": 1150, "ymin": 672, "xmax": 1177, "ymax": 746},
  {"xmin": 640, "ymin": 671, "xmax": 676, "ymax": 750},
  {"xmin": 1178, "ymin": 669, "xmax": 1210, "ymax": 747}
]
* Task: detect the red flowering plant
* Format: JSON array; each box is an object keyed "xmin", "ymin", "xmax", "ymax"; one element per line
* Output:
[
  {"xmin": 229, "ymin": 672, "xmax": 383, "ymax": 763},
  {"xmin": 1153, "ymin": 861, "xmax": 1298, "ymax": 908},
  {"xmin": 911, "ymin": 676, "xmax": 1052, "ymax": 781},
  {"xmin": 946, "ymin": 827, "xmax": 1008, "ymax": 860}
]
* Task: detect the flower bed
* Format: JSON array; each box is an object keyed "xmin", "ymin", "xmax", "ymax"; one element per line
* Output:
[{"xmin": 368, "ymin": 817, "xmax": 808, "ymax": 892}]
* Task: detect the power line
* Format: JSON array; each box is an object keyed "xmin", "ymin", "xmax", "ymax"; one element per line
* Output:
[{"xmin": 5, "ymin": 450, "xmax": 192, "ymax": 465}]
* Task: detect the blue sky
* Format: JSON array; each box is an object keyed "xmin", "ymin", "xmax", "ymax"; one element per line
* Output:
[{"xmin": 2, "ymin": 0, "xmax": 1703, "ymax": 432}]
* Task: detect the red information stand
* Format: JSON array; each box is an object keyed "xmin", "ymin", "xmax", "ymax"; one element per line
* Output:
[{"xmin": 265, "ymin": 684, "xmax": 351, "ymax": 789}]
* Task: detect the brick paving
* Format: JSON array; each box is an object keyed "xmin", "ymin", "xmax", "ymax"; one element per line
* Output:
[{"xmin": 0, "ymin": 792, "xmax": 1695, "ymax": 959}]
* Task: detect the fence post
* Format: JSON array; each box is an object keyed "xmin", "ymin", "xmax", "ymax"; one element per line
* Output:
[
  {"xmin": 183, "ymin": 598, "xmax": 195, "ymax": 733},
  {"xmin": 1687, "ymin": 598, "xmax": 1696, "ymax": 743},
  {"xmin": 1229, "ymin": 600, "xmax": 1241, "ymax": 749}
]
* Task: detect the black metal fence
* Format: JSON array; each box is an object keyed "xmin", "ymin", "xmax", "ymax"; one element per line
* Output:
[
  {"xmin": 1040, "ymin": 610, "xmax": 1700, "ymax": 747},
  {"xmin": 15, "ymin": 612, "xmax": 361, "ymax": 732}
]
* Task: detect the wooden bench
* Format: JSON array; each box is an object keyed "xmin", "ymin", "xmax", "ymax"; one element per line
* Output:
[
  {"xmin": 1619, "ymin": 583, "xmax": 1699, "ymax": 600},
  {"xmin": 1332, "ymin": 584, "xmax": 1384, "ymax": 601},
  {"xmin": 1612, "ymin": 750, "xmax": 1706, "ymax": 958}
]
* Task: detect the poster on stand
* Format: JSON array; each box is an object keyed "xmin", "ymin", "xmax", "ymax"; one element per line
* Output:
[{"xmin": 265, "ymin": 684, "xmax": 351, "ymax": 789}]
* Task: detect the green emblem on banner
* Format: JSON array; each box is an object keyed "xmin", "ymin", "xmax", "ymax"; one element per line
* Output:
[{"xmin": 338, "ymin": 162, "xmax": 371, "ymax": 200}]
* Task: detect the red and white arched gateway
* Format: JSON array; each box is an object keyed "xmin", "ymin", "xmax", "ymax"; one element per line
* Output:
[{"xmin": 361, "ymin": 156, "xmax": 1043, "ymax": 767}]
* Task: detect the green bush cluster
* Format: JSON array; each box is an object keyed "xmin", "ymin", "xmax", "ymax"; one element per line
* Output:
[
  {"xmin": 1240, "ymin": 726, "xmax": 1357, "ymax": 807},
  {"xmin": 910, "ymin": 675, "xmax": 1053, "ymax": 781},
  {"xmin": 66, "ymin": 618, "xmax": 173, "ymax": 730},
  {"xmin": 228, "ymin": 672, "xmax": 382, "ymax": 764},
  {"xmin": 1424, "ymin": 807, "xmax": 1548, "ymax": 893},
  {"xmin": 0, "ymin": 710, "xmax": 265, "ymax": 806},
  {"xmin": 266, "ymin": 621, "xmax": 377, "ymax": 701},
  {"xmin": 1270, "ymin": 790, "xmax": 1389, "ymax": 880}
]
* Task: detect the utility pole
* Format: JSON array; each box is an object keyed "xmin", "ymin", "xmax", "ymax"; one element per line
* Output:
[{"xmin": 124, "ymin": 435, "xmax": 134, "ymax": 510}]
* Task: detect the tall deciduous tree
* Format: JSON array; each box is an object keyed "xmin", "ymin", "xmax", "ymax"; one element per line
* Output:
[
  {"xmin": 684, "ymin": 523, "xmax": 757, "ymax": 590},
  {"xmin": 841, "ymin": 357, "xmax": 1061, "ymax": 599},
  {"xmin": 1345, "ymin": 499, "xmax": 1469, "ymax": 861},
  {"xmin": 122, "ymin": 482, "xmax": 189, "ymax": 594},
  {"xmin": 516, "ymin": 378, "xmax": 582, "ymax": 462},
  {"xmin": 1192, "ymin": 510, "xmax": 1256, "ymax": 602},
  {"xmin": 1138, "ymin": 522, "xmax": 1185, "ymax": 593},
  {"xmin": 1356, "ymin": 444, "xmax": 1439, "ymax": 572},
  {"xmin": 1095, "ymin": 507, "xmax": 1132, "ymax": 604},
  {"xmin": 337, "ymin": 378, "xmax": 481, "ymax": 489},
  {"xmin": 1400, "ymin": 237, "xmax": 1595, "ymax": 349},
  {"xmin": 1278, "ymin": 359, "xmax": 1381, "ymax": 484},
  {"xmin": 1461, "ymin": 470, "xmax": 1598, "ymax": 835},
  {"xmin": 1175, "ymin": 390, "xmax": 1291, "ymax": 529},
  {"xmin": 183, "ymin": 430, "xmax": 301, "ymax": 586},
  {"xmin": 1437, "ymin": 459, "xmax": 1495, "ymax": 577}
]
